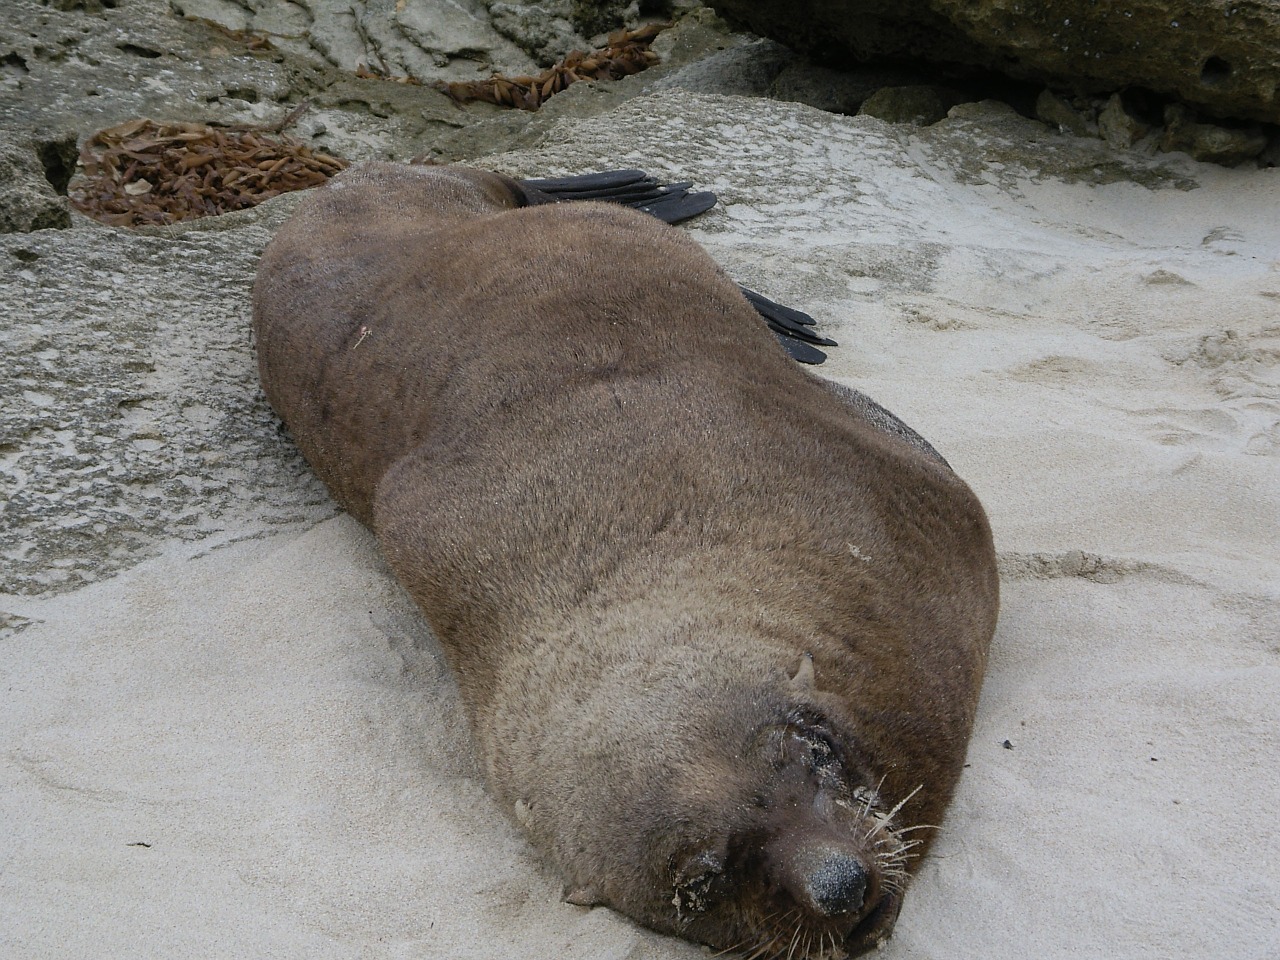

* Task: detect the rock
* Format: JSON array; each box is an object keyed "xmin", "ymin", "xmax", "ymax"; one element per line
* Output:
[
  {"xmin": 0, "ymin": 219, "xmax": 337, "ymax": 595},
  {"xmin": 655, "ymin": 37, "xmax": 792, "ymax": 98},
  {"xmin": 569, "ymin": 0, "xmax": 636, "ymax": 38},
  {"xmin": 858, "ymin": 84, "xmax": 959, "ymax": 125},
  {"xmin": 1260, "ymin": 132, "xmax": 1280, "ymax": 169},
  {"xmin": 1160, "ymin": 103, "xmax": 1269, "ymax": 165},
  {"xmin": 0, "ymin": 0, "xmax": 328, "ymax": 146},
  {"xmin": 707, "ymin": 0, "xmax": 1280, "ymax": 125},
  {"xmin": 773, "ymin": 62, "xmax": 934, "ymax": 115},
  {"xmin": 923, "ymin": 99, "xmax": 1200, "ymax": 190},
  {"xmin": 0, "ymin": 0, "xmax": 551, "ymax": 171},
  {"xmin": 430, "ymin": 12, "xmax": 765, "ymax": 160},
  {"xmin": 481, "ymin": 0, "xmax": 589, "ymax": 65},
  {"xmin": 648, "ymin": 5, "xmax": 790, "ymax": 99},
  {"xmin": 0, "ymin": 133, "xmax": 71, "ymax": 233},
  {"xmin": 1097, "ymin": 93, "xmax": 1150, "ymax": 150},
  {"xmin": 170, "ymin": 0, "xmax": 550, "ymax": 79},
  {"xmin": 1035, "ymin": 89, "xmax": 1092, "ymax": 137}
]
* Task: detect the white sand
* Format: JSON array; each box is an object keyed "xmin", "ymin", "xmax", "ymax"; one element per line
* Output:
[{"xmin": 3, "ymin": 94, "xmax": 1277, "ymax": 958}]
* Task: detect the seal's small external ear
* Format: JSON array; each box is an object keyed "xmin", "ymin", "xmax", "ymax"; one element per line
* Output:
[
  {"xmin": 672, "ymin": 843, "xmax": 727, "ymax": 917},
  {"xmin": 789, "ymin": 652, "xmax": 816, "ymax": 693}
]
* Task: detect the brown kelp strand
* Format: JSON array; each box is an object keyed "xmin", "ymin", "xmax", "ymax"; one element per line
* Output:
[
  {"xmin": 70, "ymin": 118, "xmax": 348, "ymax": 227},
  {"xmin": 441, "ymin": 22, "xmax": 668, "ymax": 111}
]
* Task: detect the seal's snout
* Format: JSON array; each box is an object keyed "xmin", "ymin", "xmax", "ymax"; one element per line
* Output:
[
  {"xmin": 768, "ymin": 836, "xmax": 873, "ymax": 920},
  {"xmin": 799, "ymin": 847, "xmax": 868, "ymax": 917}
]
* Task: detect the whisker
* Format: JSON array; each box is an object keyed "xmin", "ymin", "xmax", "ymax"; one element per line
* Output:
[
  {"xmin": 878, "ymin": 859, "xmax": 917, "ymax": 875},
  {"xmin": 882, "ymin": 784, "xmax": 923, "ymax": 822},
  {"xmin": 880, "ymin": 855, "xmax": 921, "ymax": 870},
  {"xmin": 859, "ymin": 790, "xmax": 876, "ymax": 817},
  {"xmin": 893, "ymin": 823, "xmax": 940, "ymax": 835},
  {"xmin": 786, "ymin": 920, "xmax": 803, "ymax": 960}
]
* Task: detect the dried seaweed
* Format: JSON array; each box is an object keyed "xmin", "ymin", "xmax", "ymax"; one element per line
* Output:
[
  {"xmin": 441, "ymin": 23, "xmax": 668, "ymax": 111},
  {"xmin": 183, "ymin": 16, "xmax": 279, "ymax": 52},
  {"xmin": 69, "ymin": 118, "xmax": 348, "ymax": 227}
]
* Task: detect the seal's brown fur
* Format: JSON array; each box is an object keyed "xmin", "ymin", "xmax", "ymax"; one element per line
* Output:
[{"xmin": 252, "ymin": 162, "xmax": 999, "ymax": 958}]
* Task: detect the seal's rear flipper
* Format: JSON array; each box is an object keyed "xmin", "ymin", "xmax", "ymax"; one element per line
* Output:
[
  {"xmin": 519, "ymin": 170, "xmax": 836, "ymax": 364},
  {"xmin": 518, "ymin": 170, "xmax": 716, "ymax": 225},
  {"xmin": 739, "ymin": 287, "xmax": 838, "ymax": 365},
  {"xmin": 777, "ymin": 338, "xmax": 828, "ymax": 365}
]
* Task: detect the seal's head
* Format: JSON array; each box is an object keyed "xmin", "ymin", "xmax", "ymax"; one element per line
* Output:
[
  {"xmin": 659, "ymin": 709, "xmax": 914, "ymax": 959},
  {"xmin": 518, "ymin": 647, "xmax": 924, "ymax": 960}
]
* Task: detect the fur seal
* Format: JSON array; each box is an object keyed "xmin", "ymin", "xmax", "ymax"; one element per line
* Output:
[{"xmin": 252, "ymin": 161, "xmax": 999, "ymax": 958}]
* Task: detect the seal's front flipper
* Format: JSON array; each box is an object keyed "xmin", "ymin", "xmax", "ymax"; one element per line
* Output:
[
  {"xmin": 739, "ymin": 287, "xmax": 838, "ymax": 365},
  {"xmin": 518, "ymin": 169, "xmax": 717, "ymax": 225},
  {"xmin": 563, "ymin": 884, "xmax": 607, "ymax": 907}
]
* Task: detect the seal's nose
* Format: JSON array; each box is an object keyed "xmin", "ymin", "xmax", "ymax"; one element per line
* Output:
[
  {"xmin": 795, "ymin": 847, "xmax": 868, "ymax": 917},
  {"xmin": 766, "ymin": 831, "xmax": 873, "ymax": 920}
]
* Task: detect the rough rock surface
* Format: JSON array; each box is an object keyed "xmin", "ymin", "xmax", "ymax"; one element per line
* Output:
[
  {"xmin": 1034, "ymin": 88, "xmax": 1092, "ymax": 137},
  {"xmin": 0, "ymin": 132, "xmax": 72, "ymax": 233},
  {"xmin": 1097, "ymin": 92, "xmax": 1150, "ymax": 150},
  {"xmin": 770, "ymin": 61, "xmax": 937, "ymax": 116},
  {"xmin": 0, "ymin": 0, "xmax": 757, "ymax": 192},
  {"xmin": 169, "ymin": 0, "xmax": 548, "ymax": 78},
  {"xmin": 1162, "ymin": 102, "xmax": 1271, "ymax": 164},
  {"xmin": 709, "ymin": 0, "xmax": 1280, "ymax": 124},
  {"xmin": 0, "ymin": 0, "xmax": 542, "ymax": 169},
  {"xmin": 1, "ymin": 217, "xmax": 335, "ymax": 596},
  {"xmin": 857, "ymin": 84, "xmax": 959, "ymax": 125},
  {"xmin": 0, "ymin": 0, "xmax": 322, "ymax": 149},
  {"xmin": 167, "ymin": 0, "xmax": 699, "ymax": 79}
]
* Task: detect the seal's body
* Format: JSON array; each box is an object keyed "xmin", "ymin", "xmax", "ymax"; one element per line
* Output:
[{"xmin": 253, "ymin": 162, "xmax": 998, "ymax": 959}]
